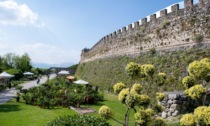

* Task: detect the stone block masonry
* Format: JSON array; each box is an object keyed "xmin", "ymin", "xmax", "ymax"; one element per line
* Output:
[
  {"xmin": 80, "ymin": 0, "xmax": 210, "ymax": 63},
  {"xmin": 160, "ymin": 90, "xmax": 210, "ymax": 118}
]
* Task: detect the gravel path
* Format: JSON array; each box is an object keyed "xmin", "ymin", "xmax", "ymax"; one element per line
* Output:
[{"xmin": 0, "ymin": 74, "xmax": 56, "ymax": 104}]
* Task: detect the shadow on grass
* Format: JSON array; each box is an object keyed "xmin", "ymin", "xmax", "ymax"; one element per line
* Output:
[{"xmin": 0, "ymin": 104, "xmax": 21, "ymax": 112}]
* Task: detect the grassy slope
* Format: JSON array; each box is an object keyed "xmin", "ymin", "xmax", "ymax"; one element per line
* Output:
[{"xmin": 76, "ymin": 49, "xmax": 210, "ymax": 92}]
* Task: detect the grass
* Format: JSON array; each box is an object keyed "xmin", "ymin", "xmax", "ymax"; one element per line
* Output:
[
  {"xmin": 0, "ymin": 93, "xmax": 180, "ymax": 126},
  {"xmin": 0, "ymin": 99, "xmax": 76, "ymax": 126},
  {"xmin": 84, "ymin": 93, "xmax": 136, "ymax": 126}
]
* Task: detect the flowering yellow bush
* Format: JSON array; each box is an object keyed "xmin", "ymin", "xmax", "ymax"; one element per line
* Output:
[
  {"xmin": 194, "ymin": 106, "xmax": 210, "ymax": 125},
  {"xmin": 184, "ymin": 84, "xmax": 206, "ymax": 100},
  {"xmin": 182, "ymin": 76, "xmax": 195, "ymax": 89},
  {"xmin": 98, "ymin": 105, "xmax": 112, "ymax": 119},
  {"xmin": 156, "ymin": 72, "xmax": 167, "ymax": 86},
  {"xmin": 158, "ymin": 73, "xmax": 167, "ymax": 79},
  {"xmin": 188, "ymin": 60, "xmax": 210, "ymax": 79},
  {"xmin": 134, "ymin": 110, "xmax": 152, "ymax": 125},
  {"xmin": 156, "ymin": 92, "xmax": 166, "ymax": 101},
  {"xmin": 141, "ymin": 64, "xmax": 155, "ymax": 77},
  {"xmin": 125, "ymin": 62, "xmax": 140, "ymax": 78},
  {"xmin": 180, "ymin": 114, "xmax": 196, "ymax": 126},
  {"xmin": 152, "ymin": 117, "xmax": 166, "ymax": 126},
  {"xmin": 136, "ymin": 94, "xmax": 150, "ymax": 107},
  {"xmin": 200, "ymin": 58, "xmax": 210, "ymax": 63},
  {"xmin": 130, "ymin": 83, "xmax": 142, "ymax": 95},
  {"xmin": 113, "ymin": 82, "xmax": 126, "ymax": 94},
  {"xmin": 118, "ymin": 88, "xmax": 129, "ymax": 103},
  {"xmin": 145, "ymin": 108, "xmax": 155, "ymax": 116}
]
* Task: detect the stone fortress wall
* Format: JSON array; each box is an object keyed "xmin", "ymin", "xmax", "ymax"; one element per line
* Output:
[{"xmin": 81, "ymin": 0, "xmax": 210, "ymax": 63}]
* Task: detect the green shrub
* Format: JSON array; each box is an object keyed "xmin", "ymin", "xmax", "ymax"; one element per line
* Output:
[
  {"xmin": 46, "ymin": 115, "xmax": 111, "ymax": 126},
  {"xmin": 184, "ymin": 84, "xmax": 206, "ymax": 100},
  {"xmin": 182, "ymin": 76, "xmax": 195, "ymax": 89},
  {"xmin": 125, "ymin": 62, "xmax": 141, "ymax": 79},
  {"xmin": 98, "ymin": 105, "xmax": 112, "ymax": 119},
  {"xmin": 192, "ymin": 34, "xmax": 203, "ymax": 42},
  {"xmin": 156, "ymin": 92, "xmax": 166, "ymax": 101},
  {"xmin": 130, "ymin": 83, "xmax": 143, "ymax": 94},
  {"xmin": 152, "ymin": 117, "xmax": 166, "ymax": 126},
  {"xmin": 162, "ymin": 20, "xmax": 170, "ymax": 29},
  {"xmin": 180, "ymin": 114, "xmax": 196, "ymax": 126},
  {"xmin": 118, "ymin": 88, "xmax": 129, "ymax": 103},
  {"xmin": 134, "ymin": 110, "xmax": 152, "ymax": 126},
  {"xmin": 113, "ymin": 82, "xmax": 126, "ymax": 94},
  {"xmin": 145, "ymin": 108, "xmax": 155, "ymax": 116},
  {"xmin": 15, "ymin": 85, "xmax": 23, "ymax": 91},
  {"xmin": 136, "ymin": 94, "xmax": 150, "ymax": 107},
  {"xmin": 194, "ymin": 106, "xmax": 210, "ymax": 125},
  {"xmin": 153, "ymin": 104, "xmax": 163, "ymax": 113}
]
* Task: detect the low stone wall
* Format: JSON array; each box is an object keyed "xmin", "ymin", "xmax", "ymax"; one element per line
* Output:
[{"xmin": 159, "ymin": 92, "xmax": 197, "ymax": 118}]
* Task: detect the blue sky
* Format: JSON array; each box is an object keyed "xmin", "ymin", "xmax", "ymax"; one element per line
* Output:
[{"xmin": 0, "ymin": 0, "xmax": 187, "ymax": 64}]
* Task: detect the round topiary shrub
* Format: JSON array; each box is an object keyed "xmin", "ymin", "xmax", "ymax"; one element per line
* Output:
[
  {"xmin": 180, "ymin": 114, "xmax": 196, "ymax": 126},
  {"xmin": 182, "ymin": 76, "xmax": 195, "ymax": 89},
  {"xmin": 152, "ymin": 117, "xmax": 166, "ymax": 126},
  {"xmin": 130, "ymin": 83, "xmax": 143, "ymax": 94},
  {"xmin": 184, "ymin": 84, "xmax": 206, "ymax": 100},
  {"xmin": 156, "ymin": 92, "xmax": 166, "ymax": 101},
  {"xmin": 113, "ymin": 82, "xmax": 126, "ymax": 94},
  {"xmin": 118, "ymin": 88, "xmax": 129, "ymax": 103},
  {"xmin": 46, "ymin": 115, "xmax": 111, "ymax": 126},
  {"xmin": 194, "ymin": 106, "xmax": 210, "ymax": 125},
  {"xmin": 98, "ymin": 105, "xmax": 112, "ymax": 119},
  {"xmin": 145, "ymin": 108, "xmax": 155, "ymax": 116},
  {"xmin": 134, "ymin": 109, "xmax": 152, "ymax": 126}
]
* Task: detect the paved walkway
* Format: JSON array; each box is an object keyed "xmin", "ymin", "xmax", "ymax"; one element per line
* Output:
[{"xmin": 0, "ymin": 74, "xmax": 56, "ymax": 104}]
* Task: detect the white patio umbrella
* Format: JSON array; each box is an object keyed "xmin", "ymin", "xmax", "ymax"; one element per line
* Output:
[
  {"xmin": 73, "ymin": 79, "xmax": 89, "ymax": 85},
  {"xmin": 58, "ymin": 70, "xmax": 70, "ymax": 75},
  {"xmin": 23, "ymin": 72, "xmax": 34, "ymax": 75},
  {"xmin": 0, "ymin": 72, "xmax": 14, "ymax": 79}
]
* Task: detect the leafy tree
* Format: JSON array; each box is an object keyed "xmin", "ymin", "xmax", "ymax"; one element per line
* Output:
[
  {"xmin": 6, "ymin": 69, "xmax": 23, "ymax": 80},
  {"xmin": 16, "ymin": 53, "xmax": 32, "ymax": 72},
  {"xmin": 2, "ymin": 53, "xmax": 17, "ymax": 70}
]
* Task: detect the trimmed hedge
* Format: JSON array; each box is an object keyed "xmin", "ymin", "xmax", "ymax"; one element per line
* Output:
[{"xmin": 45, "ymin": 115, "xmax": 111, "ymax": 126}]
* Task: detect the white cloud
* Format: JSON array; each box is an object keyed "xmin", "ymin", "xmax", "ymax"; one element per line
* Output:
[
  {"xmin": 0, "ymin": 43, "xmax": 80, "ymax": 64},
  {"xmin": 0, "ymin": 0, "xmax": 44, "ymax": 27}
]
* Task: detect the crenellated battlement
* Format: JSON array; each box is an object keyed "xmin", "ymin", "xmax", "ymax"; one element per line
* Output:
[{"xmin": 81, "ymin": 0, "xmax": 210, "ymax": 63}]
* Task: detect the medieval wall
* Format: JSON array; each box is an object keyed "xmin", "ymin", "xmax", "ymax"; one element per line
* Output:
[{"xmin": 81, "ymin": 0, "xmax": 210, "ymax": 63}]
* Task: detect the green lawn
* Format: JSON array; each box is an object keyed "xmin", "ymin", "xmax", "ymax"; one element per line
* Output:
[
  {"xmin": 0, "ymin": 93, "xmax": 135, "ymax": 126},
  {"xmin": 0, "ymin": 93, "xmax": 179, "ymax": 126},
  {"xmin": 84, "ymin": 93, "xmax": 136, "ymax": 126},
  {"xmin": 0, "ymin": 99, "xmax": 76, "ymax": 126}
]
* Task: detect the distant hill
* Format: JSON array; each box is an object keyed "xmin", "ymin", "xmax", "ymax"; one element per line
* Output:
[{"xmin": 32, "ymin": 62, "xmax": 75, "ymax": 68}]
